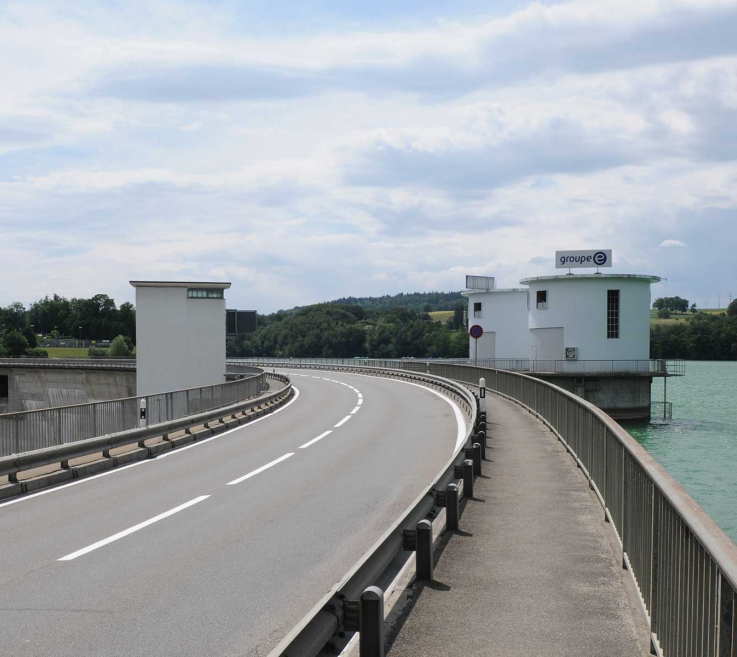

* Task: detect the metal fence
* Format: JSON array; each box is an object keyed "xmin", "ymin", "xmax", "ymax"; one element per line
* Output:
[
  {"xmin": 425, "ymin": 363, "xmax": 735, "ymax": 657},
  {"xmin": 0, "ymin": 373, "xmax": 266, "ymax": 457},
  {"xmin": 0, "ymin": 358, "xmax": 136, "ymax": 370},
  {"xmin": 229, "ymin": 357, "xmax": 686, "ymax": 377}
]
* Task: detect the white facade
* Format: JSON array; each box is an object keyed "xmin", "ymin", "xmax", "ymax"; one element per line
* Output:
[
  {"xmin": 521, "ymin": 274, "xmax": 659, "ymax": 361},
  {"xmin": 462, "ymin": 289, "xmax": 530, "ymax": 360},
  {"xmin": 131, "ymin": 281, "xmax": 230, "ymax": 396}
]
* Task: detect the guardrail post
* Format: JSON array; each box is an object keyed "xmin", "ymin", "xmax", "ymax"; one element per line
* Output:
[
  {"xmin": 477, "ymin": 430, "xmax": 486, "ymax": 460},
  {"xmin": 359, "ymin": 586, "xmax": 385, "ymax": 657},
  {"xmin": 473, "ymin": 443, "xmax": 482, "ymax": 476},
  {"xmin": 446, "ymin": 483, "xmax": 460, "ymax": 531},
  {"xmin": 463, "ymin": 459, "xmax": 474, "ymax": 498},
  {"xmin": 479, "ymin": 377, "xmax": 486, "ymax": 414},
  {"xmin": 416, "ymin": 519, "xmax": 433, "ymax": 581}
]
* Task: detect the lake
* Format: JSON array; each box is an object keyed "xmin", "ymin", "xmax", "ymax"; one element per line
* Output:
[{"xmin": 622, "ymin": 361, "xmax": 737, "ymax": 543}]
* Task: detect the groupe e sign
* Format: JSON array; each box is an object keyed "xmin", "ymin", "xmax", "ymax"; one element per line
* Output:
[{"xmin": 555, "ymin": 249, "xmax": 612, "ymax": 269}]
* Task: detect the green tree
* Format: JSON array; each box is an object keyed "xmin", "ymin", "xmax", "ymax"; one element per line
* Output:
[
  {"xmin": 658, "ymin": 308, "xmax": 671, "ymax": 319},
  {"xmin": 21, "ymin": 326, "xmax": 38, "ymax": 349},
  {"xmin": 1, "ymin": 329, "xmax": 29, "ymax": 356},
  {"xmin": 108, "ymin": 335, "xmax": 132, "ymax": 358},
  {"xmin": 728, "ymin": 299, "xmax": 737, "ymax": 317}
]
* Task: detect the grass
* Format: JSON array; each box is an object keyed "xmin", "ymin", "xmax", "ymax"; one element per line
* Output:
[
  {"xmin": 429, "ymin": 310, "xmax": 454, "ymax": 323},
  {"xmin": 42, "ymin": 347, "xmax": 105, "ymax": 358},
  {"xmin": 649, "ymin": 308, "xmax": 727, "ymax": 325}
]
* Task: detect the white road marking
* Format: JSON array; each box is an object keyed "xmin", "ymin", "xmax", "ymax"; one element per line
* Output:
[
  {"xmin": 226, "ymin": 453, "xmax": 294, "ymax": 485},
  {"xmin": 58, "ymin": 495, "xmax": 210, "ymax": 561},
  {"xmin": 299, "ymin": 431, "xmax": 333, "ymax": 449},
  {"xmin": 357, "ymin": 398, "xmax": 363, "ymax": 405},
  {"xmin": 350, "ymin": 406, "xmax": 361, "ymax": 414},
  {"xmin": 334, "ymin": 415, "xmax": 352, "ymax": 428}
]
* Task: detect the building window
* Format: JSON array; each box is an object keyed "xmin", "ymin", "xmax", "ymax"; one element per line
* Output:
[
  {"xmin": 187, "ymin": 288, "xmax": 224, "ymax": 299},
  {"xmin": 473, "ymin": 302, "xmax": 482, "ymax": 318},
  {"xmin": 536, "ymin": 290, "xmax": 548, "ymax": 310},
  {"xmin": 607, "ymin": 290, "xmax": 620, "ymax": 339}
]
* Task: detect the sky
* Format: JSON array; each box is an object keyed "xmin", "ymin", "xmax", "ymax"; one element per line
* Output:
[{"xmin": 1, "ymin": 0, "xmax": 737, "ymax": 313}]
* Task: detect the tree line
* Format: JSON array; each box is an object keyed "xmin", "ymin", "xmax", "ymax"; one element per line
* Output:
[
  {"xmin": 227, "ymin": 303, "xmax": 470, "ymax": 359},
  {"xmin": 651, "ymin": 301, "xmax": 737, "ymax": 360}
]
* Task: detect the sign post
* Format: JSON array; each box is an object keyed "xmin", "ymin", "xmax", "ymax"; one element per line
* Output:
[{"xmin": 469, "ymin": 324, "xmax": 483, "ymax": 366}]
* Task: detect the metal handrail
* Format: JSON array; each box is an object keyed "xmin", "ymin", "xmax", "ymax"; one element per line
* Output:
[
  {"xmin": 0, "ymin": 371, "xmax": 269, "ymax": 457},
  {"xmin": 425, "ymin": 362, "xmax": 736, "ymax": 656},
  {"xmin": 0, "ymin": 358, "xmax": 136, "ymax": 370}
]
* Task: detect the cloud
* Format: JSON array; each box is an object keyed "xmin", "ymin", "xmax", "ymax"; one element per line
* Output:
[{"xmin": 659, "ymin": 239, "xmax": 687, "ymax": 248}]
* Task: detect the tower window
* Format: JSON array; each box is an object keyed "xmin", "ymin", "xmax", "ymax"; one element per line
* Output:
[
  {"xmin": 536, "ymin": 290, "xmax": 548, "ymax": 310},
  {"xmin": 607, "ymin": 290, "xmax": 620, "ymax": 339},
  {"xmin": 187, "ymin": 288, "xmax": 224, "ymax": 299},
  {"xmin": 473, "ymin": 302, "xmax": 482, "ymax": 318}
]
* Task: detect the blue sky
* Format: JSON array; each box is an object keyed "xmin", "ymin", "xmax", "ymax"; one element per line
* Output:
[{"xmin": 1, "ymin": 0, "xmax": 737, "ymax": 313}]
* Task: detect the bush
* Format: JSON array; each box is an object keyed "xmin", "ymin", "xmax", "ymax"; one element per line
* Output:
[
  {"xmin": 108, "ymin": 335, "xmax": 131, "ymax": 358},
  {"xmin": 21, "ymin": 326, "xmax": 38, "ymax": 349},
  {"xmin": 1, "ymin": 329, "xmax": 29, "ymax": 356},
  {"xmin": 25, "ymin": 348, "xmax": 49, "ymax": 358},
  {"xmin": 657, "ymin": 308, "xmax": 671, "ymax": 319},
  {"xmin": 87, "ymin": 347, "xmax": 108, "ymax": 359}
]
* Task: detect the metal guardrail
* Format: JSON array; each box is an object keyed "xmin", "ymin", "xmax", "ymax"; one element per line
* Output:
[
  {"xmin": 423, "ymin": 363, "xmax": 736, "ymax": 657},
  {"xmin": 230, "ymin": 357, "xmax": 686, "ymax": 377},
  {"xmin": 0, "ymin": 373, "xmax": 292, "ymax": 484},
  {"xmin": 248, "ymin": 362, "xmax": 479, "ymax": 657},
  {"xmin": 0, "ymin": 372, "xmax": 267, "ymax": 457},
  {"xmin": 0, "ymin": 358, "xmax": 137, "ymax": 370}
]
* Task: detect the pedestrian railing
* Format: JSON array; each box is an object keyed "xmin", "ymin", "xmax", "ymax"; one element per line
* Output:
[
  {"xmin": 0, "ymin": 373, "xmax": 267, "ymax": 457},
  {"xmin": 0, "ymin": 358, "xmax": 136, "ymax": 370},
  {"xmin": 424, "ymin": 362, "xmax": 735, "ymax": 657}
]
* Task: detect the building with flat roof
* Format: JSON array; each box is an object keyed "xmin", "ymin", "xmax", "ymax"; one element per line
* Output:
[
  {"xmin": 461, "ymin": 288, "xmax": 529, "ymax": 360},
  {"xmin": 130, "ymin": 281, "xmax": 230, "ymax": 396}
]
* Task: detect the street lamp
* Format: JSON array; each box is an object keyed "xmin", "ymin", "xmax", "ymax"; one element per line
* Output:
[{"xmin": 79, "ymin": 326, "xmax": 83, "ymax": 349}]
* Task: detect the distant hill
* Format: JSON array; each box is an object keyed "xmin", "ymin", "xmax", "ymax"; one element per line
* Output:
[{"xmin": 324, "ymin": 291, "xmax": 465, "ymax": 313}]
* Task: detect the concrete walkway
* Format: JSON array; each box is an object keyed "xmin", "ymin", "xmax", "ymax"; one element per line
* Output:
[{"xmin": 386, "ymin": 395, "xmax": 651, "ymax": 657}]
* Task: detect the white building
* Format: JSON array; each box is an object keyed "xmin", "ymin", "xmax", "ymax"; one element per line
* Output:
[
  {"xmin": 131, "ymin": 281, "xmax": 230, "ymax": 395},
  {"xmin": 521, "ymin": 274, "xmax": 659, "ymax": 361},
  {"xmin": 462, "ymin": 288, "xmax": 529, "ymax": 360}
]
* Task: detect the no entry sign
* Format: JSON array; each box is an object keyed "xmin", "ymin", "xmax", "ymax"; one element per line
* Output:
[{"xmin": 469, "ymin": 325, "xmax": 483, "ymax": 339}]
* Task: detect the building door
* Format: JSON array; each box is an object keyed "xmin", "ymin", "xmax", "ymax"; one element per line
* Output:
[{"xmin": 530, "ymin": 327, "xmax": 564, "ymax": 362}]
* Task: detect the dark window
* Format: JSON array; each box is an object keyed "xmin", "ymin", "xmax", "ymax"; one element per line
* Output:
[
  {"xmin": 607, "ymin": 290, "xmax": 620, "ymax": 338},
  {"xmin": 473, "ymin": 302, "xmax": 482, "ymax": 318},
  {"xmin": 187, "ymin": 288, "xmax": 224, "ymax": 299},
  {"xmin": 0, "ymin": 375, "xmax": 8, "ymax": 399},
  {"xmin": 536, "ymin": 290, "xmax": 548, "ymax": 309}
]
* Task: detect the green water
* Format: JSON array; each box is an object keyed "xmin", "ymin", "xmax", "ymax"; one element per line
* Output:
[{"xmin": 622, "ymin": 361, "xmax": 737, "ymax": 543}]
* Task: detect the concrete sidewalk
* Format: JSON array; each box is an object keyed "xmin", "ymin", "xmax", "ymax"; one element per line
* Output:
[{"xmin": 386, "ymin": 395, "xmax": 651, "ymax": 657}]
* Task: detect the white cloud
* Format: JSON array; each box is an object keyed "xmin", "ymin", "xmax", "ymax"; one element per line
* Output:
[{"xmin": 659, "ymin": 239, "xmax": 687, "ymax": 248}]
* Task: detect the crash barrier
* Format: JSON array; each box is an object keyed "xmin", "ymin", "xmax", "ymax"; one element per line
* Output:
[{"xmin": 0, "ymin": 373, "xmax": 291, "ymax": 495}]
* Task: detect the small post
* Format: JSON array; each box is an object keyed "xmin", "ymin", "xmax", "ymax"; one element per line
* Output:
[
  {"xmin": 446, "ymin": 483, "xmax": 459, "ymax": 531},
  {"xmin": 416, "ymin": 519, "xmax": 434, "ymax": 581},
  {"xmin": 479, "ymin": 377, "xmax": 486, "ymax": 414},
  {"xmin": 473, "ymin": 443, "xmax": 482, "ymax": 476},
  {"xmin": 463, "ymin": 459, "xmax": 474, "ymax": 498},
  {"xmin": 477, "ymin": 430, "xmax": 486, "ymax": 459},
  {"xmin": 138, "ymin": 398, "xmax": 147, "ymax": 428},
  {"xmin": 359, "ymin": 586, "xmax": 385, "ymax": 657}
]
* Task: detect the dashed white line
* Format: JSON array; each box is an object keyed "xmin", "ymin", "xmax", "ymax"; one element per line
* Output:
[
  {"xmin": 226, "ymin": 453, "xmax": 294, "ymax": 485},
  {"xmin": 58, "ymin": 495, "xmax": 210, "ymax": 561},
  {"xmin": 350, "ymin": 406, "xmax": 361, "ymax": 414},
  {"xmin": 357, "ymin": 398, "xmax": 363, "ymax": 405},
  {"xmin": 299, "ymin": 430, "xmax": 333, "ymax": 449},
  {"xmin": 334, "ymin": 415, "xmax": 352, "ymax": 428}
]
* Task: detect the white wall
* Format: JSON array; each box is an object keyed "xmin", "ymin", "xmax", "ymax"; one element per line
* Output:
[
  {"xmin": 466, "ymin": 290, "xmax": 529, "ymax": 359},
  {"xmin": 135, "ymin": 287, "xmax": 226, "ymax": 395},
  {"xmin": 526, "ymin": 277, "xmax": 652, "ymax": 361}
]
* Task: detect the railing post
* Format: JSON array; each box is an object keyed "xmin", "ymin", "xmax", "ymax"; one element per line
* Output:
[
  {"xmin": 473, "ymin": 443, "xmax": 482, "ymax": 476},
  {"xmin": 359, "ymin": 586, "xmax": 385, "ymax": 657},
  {"xmin": 446, "ymin": 483, "xmax": 460, "ymax": 531},
  {"xmin": 416, "ymin": 519, "xmax": 434, "ymax": 581},
  {"xmin": 463, "ymin": 459, "xmax": 474, "ymax": 499}
]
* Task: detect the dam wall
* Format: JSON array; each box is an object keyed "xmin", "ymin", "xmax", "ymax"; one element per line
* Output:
[{"xmin": 0, "ymin": 366, "xmax": 136, "ymax": 414}]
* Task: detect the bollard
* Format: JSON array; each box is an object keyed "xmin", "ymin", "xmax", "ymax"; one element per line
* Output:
[
  {"xmin": 463, "ymin": 459, "xmax": 474, "ymax": 499},
  {"xmin": 446, "ymin": 483, "xmax": 460, "ymax": 531},
  {"xmin": 473, "ymin": 443, "xmax": 482, "ymax": 476},
  {"xmin": 479, "ymin": 377, "xmax": 486, "ymax": 414},
  {"xmin": 416, "ymin": 519, "xmax": 434, "ymax": 581},
  {"xmin": 360, "ymin": 586, "xmax": 385, "ymax": 657},
  {"xmin": 477, "ymin": 430, "xmax": 486, "ymax": 460}
]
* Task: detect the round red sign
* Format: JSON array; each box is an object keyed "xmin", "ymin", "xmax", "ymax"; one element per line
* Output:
[{"xmin": 469, "ymin": 324, "xmax": 483, "ymax": 339}]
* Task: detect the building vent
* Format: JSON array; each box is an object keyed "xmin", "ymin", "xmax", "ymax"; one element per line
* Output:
[
  {"xmin": 466, "ymin": 275, "xmax": 495, "ymax": 291},
  {"xmin": 565, "ymin": 347, "xmax": 578, "ymax": 360}
]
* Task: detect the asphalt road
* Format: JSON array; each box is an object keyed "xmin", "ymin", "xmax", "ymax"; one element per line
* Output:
[{"xmin": 0, "ymin": 369, "xmax": 464, "ymax": 657}]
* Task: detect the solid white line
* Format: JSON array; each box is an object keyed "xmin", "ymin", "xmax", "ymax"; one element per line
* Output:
[
  {"xmin": 334, "ymin": 415, "xmax": 352, "ymax": 428},
  {"xmin": 350, "ymin": 406, "xmax": 361, "ymax": 414},
  {"xmin": 226, "ymin": 453, "xmax": 294, "ymax": 485},
  {"xmin": 299, "ymin": 430, "xmax": 332, "ymax": 449},
  {"xmin": 58, "ymin": 495, "xmax": 210, "ymax": 561}
]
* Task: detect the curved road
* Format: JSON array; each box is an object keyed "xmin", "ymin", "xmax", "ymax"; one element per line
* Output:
[{"xmin": 0, "ymin": 369, "xmax": 464, "ymax": 656}]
